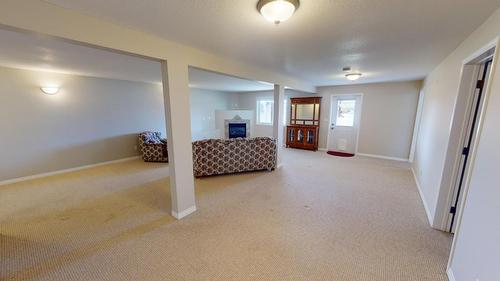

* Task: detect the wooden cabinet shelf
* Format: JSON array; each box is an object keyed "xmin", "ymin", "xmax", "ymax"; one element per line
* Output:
[{"xmin": 286, "ymin": 125, "xmax": 319, "ymax": 150}]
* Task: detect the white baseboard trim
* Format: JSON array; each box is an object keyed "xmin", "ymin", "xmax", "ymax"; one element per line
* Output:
[
  {"xmin": 356, "ymin": 153, "xmax": 409, "ymax": 162},
  {"xmin": 171, "ymin": 206, "xmax": 197, "ymax": 220},
  {"xmin": 0, "ymin": 156, "xmax": 140, "ymax": 187},
  {"xmin": 411, "ymin": 167, "xmax": 434, "ymax": 226},
  {"xmin": 318, "ymin": 148, "xmax": 328, "ymax": 152},
  {"xmin": 447, "ymin": 268, "xmax": 456, "ymax": 281}
]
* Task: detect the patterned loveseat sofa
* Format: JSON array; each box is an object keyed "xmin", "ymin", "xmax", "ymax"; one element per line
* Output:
[
  {"xmin": 138, "ymin": 131, "xmax": 168, "ymax": 163},
  {"xmin": 192, "ymin": 137, "xmax": 277, "ymax": 177}
]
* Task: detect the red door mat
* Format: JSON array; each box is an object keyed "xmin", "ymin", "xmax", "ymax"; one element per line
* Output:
[{"xmin": 327, "ymin": 151, "xmax": 355, "ymax": 157}]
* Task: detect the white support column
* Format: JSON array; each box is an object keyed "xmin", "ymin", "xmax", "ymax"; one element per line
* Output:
[
  {"xmin": 273, "ymin": 84, "xmax": 285, "ymax": 167},
  {"xmin": 161, "ymin": 60, "xmax": 196, "ymax": 219}
]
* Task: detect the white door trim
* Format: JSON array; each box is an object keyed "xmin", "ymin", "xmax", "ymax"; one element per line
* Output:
[
  {"xmin": 446, "ymin": 36, "xmax": 499, "ymax": 273},
  {"xmin": 326, "ymin": 93, "xmax": 364, "ymax": 154},
  {"xmin": 409, "ymin": 88, "xmax": 425, "ymax": 163}
]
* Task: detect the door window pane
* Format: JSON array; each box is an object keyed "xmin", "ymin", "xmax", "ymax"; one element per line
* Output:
[
  {"xmin": 288, "ymin": 128, "xmax": 294, "ymax": 142},
  {"xmin": 307, "ymin": 130, "xmax": 314, "ymax": 144},
  {"xmin": 297, "ymin": 129, "xmax": 304, "ymax": 142},
  {"xmin": 336, "ymin": 99, "xmax": 356, "ymax": 127}
]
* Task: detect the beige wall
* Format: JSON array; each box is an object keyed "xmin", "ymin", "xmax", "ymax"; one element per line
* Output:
[
  {"xmin": 0, "ymin": 66, "xmax": 165, "ymax": 182},
  {"xmin": 412, "ymin": 6, "xmax": 500, "ymax": 281},
  {"xmin": 317, "ymin": 81, "xmax": 421, "ymax": 159}
]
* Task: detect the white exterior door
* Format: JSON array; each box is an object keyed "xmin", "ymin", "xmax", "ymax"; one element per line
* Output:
[{"xmin": 327, "ymin": 95, "xmax": 362, "ymax": 154}]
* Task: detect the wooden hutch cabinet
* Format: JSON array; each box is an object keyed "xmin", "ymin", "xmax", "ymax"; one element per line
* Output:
[{"xmin": 286, "ymin": 97, "xmax": 322, "ymax": 151}]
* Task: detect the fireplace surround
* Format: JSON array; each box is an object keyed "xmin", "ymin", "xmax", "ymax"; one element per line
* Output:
[{"xmin": 224, "ymin": 115, "xmax": 250, "ymax": 139}]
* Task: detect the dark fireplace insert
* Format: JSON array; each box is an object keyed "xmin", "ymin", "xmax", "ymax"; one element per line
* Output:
[{"xmin": 228, "ymin": 123, "xmax": 247, "ymax": 139}]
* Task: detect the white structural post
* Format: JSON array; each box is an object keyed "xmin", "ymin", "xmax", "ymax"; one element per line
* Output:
[
  {"xmin": 273, "ymin": 84, "xmax": 285, "ymax": 167},
  {"xmin": 161, "ymin": 60, "xmax": 196, "ymax": 219}
]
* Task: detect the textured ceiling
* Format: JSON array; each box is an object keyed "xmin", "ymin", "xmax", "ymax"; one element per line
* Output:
[{"xmin": 44, "ymin": 0, "xmax": 500, "ymax": 86}]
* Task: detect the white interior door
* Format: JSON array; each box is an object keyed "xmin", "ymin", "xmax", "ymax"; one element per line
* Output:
[{"xmin": 327, "ymin": 95, "xmax": 362, "ymax": 154}]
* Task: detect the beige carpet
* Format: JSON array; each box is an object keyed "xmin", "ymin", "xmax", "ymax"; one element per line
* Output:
[{"xmin": 0, "ymin": 149, "xmax": 452, "ymax": 281}]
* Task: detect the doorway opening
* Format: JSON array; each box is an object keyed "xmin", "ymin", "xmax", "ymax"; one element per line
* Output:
[
  {"xmin": 327, "ymin": 94, "xmax": 363, "ymax": 155},
  {"xmin": 447, "ymin": 56, "xmax": 494, "ymax": 233}
]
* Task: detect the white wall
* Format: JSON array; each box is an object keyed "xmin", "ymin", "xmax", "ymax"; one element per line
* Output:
[
  {"xmin": 411, "ymin": 7, "xmax": 500, "ymax": 281},
  {"xmin": 0, "ymin": 66, "xmax": 166, "ymax": 182},
  {"xmin": 317, "ymin": 81, "xmax": 421, "ymax": 159},
  {"xmin": 189, "ymin": 88, "xmax": 231, "ymax": 140}
]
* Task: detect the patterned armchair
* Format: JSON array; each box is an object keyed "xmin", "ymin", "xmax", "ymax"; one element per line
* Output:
[
  {"xmin": 192, "ymin": 137, "xmax": 277, "ymax": 177},
  {"xmin": 138, "ymin": 131, "xmax": 168, "ymax": 163}
]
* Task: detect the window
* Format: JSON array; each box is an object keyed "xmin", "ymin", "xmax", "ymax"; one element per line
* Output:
[
  {"xmin": 257, "ymin": 99, "xmax": 274, "ymax": 125},
  {"xmin": 336, "ymin": 99, "xmax": 356, "ymax": 127}
]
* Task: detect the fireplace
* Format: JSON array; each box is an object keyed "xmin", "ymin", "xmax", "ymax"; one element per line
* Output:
[
  {"xmin": 228, "ymin": 123, "xmax": 247, "ymax": 139},
  {"xmin": 224, "ymin": 115, "xmax": 250, "ymax": 139}
]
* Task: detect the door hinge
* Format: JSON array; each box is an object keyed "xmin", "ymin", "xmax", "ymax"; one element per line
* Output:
[
  {"xmin": 476, "ymin": 80, "xmax": 484, "ymax": 89},
  {"xmin": 462, "ymin": 147, "xmax": 469, "ymax": 156},
  {"xmin": 450, "ymin": 206, "xmax": 456, "ymax": 214}
]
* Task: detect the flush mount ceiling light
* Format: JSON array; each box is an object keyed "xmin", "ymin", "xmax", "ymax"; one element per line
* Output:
[
  {"xmin": 257, "ymin": 0, "xmax": 300, "ymax": 24},
  {"xmin": 345, "ymin": 73, "xmax": 362, "ymax": 81},
  {"xmin": 40, "ymin": 86, "xmax": 60, "ymax": 95}
]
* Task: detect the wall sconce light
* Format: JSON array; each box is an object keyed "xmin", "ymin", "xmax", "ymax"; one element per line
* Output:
[{"xmin": 40, "ymin": 87, "xmax": 60, "ymax": 95}]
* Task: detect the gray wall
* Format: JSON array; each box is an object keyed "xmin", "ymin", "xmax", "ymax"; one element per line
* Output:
[
  {"xmin": 412, "ymin": 7, "xmax": 500, "ymax": 281},
  {"xmin": 234, "ymin": 90, "xmax": 274, "ymax": 137},
  {"xmin": 317, "ymin": 81, "xmax": 421, "ymax": 159},
  {"xmin": 189, "ymin": 88, "xmax": 231, "ymax": 140},
  {"xmin": 233, "ymin": 89, "xmax": 310, "ymax": 137},
  {"xmin": 0, "ymin": 66, "xmax": 166, "ymax": 182}
]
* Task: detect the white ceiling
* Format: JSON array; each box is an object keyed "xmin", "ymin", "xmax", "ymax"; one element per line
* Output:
[
  {"xmin": 0, "ymin": 28, "xmax": 162, "ymax": 84},
  {"xmin": 44, "ymin": 0, "xmax": 500, "ymax": 86},
  {"xmin": 188, "ymin": 68, "xmax": 273, "ymax": 92},
  {"xmin": 0, "ymin": 28, "xmax": 272, "ymax": 91}
]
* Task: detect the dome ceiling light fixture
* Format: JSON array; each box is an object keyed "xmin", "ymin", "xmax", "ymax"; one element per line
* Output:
[
  {"xmin": 257, "ymin": 0, "xmax": 300, "ymax": 25},
  {"xmin": 345, "ymin": 73, "xmax": 362, "ymax": 81},
  {"xmin": 343, "ymin": 66, "xmax": 362, "ymax": 81},
  {"xmin": 40, "ymin": 86, "xmax": 60, "ymax": 95}
]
